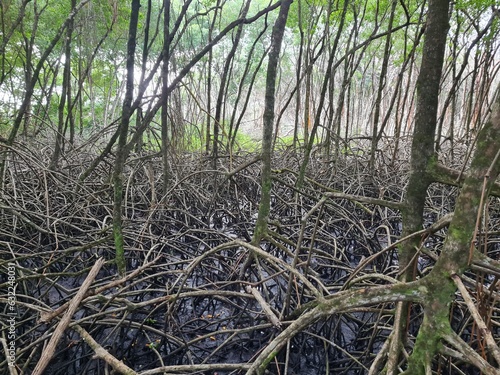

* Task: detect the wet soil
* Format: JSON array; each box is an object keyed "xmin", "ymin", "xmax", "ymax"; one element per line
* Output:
[{"xmin": 1, "ymin": 141, "xmax": 499, "ymax": 374}]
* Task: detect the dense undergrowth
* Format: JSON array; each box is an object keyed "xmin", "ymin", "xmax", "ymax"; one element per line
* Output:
[{"xmin": 1, "ymin": 137, "xmax": 499, "ymax": 374}]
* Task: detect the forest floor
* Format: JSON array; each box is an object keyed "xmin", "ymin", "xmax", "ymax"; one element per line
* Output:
[{"xmin": 1, "ymin": 138, "xmax": 498, "ymax": 374}]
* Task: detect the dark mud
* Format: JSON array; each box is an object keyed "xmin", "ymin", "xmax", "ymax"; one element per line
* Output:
[{"xmin": 1, "ymin": 140, "xmax": 499, "ymax": 374}]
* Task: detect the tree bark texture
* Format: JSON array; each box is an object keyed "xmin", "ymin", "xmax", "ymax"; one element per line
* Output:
[
  {"xmin": 112, "ymin": 0, "xmax": 140, "ymax": 277},
  {"xmin": 252, "ymin": 0, "xmax": 293, "ymax": 244},
  {"xmin": 395, "ymin": 0, "xmax": 451, "ymax": 361},
  {"xmin": 402, "ymin": 82, "xmax": 500, "ymax": 374}
]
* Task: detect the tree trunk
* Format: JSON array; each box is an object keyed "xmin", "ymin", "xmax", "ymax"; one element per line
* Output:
[
  {"xmin": 403, "ymin": 82, "xmax": 500, "ymax": 374},
  {"xmin": 50, "ymin": 0, "xmax": 76, "ymax": 170},
  {"xmin": 212, "ymin": 0, "xmax": 251, "ymax": 163},
  {"xmin": 228, "ymin": 24, "xmax": 269, "ymax": 151},
  {"xmin": 112, "ymin": 0, "xmax": 140, "ymax": 277},
  {"xmin": 394, "ymin": 0, "xmax": 451, "ymax": 369},
  {"xmin": 251, "ymin": 0, "xmax": 292, "ymax": 246},
  {"xmin": 135, "ymin": 0, "xmax": 152, "ymax": 153},
  {"xmin": 292, "ymin": 0, "xmax": 304, "ymax": 150},
  {"xmin": 205, "ymin": 2, "xmax": 219, "ymax": 154},
  {"xmin": 0, "ymin": 0, "xmax": 90, "ymax": 187},
  {"xmin": 296, "ymin": 0, "xmax": 350, "ymax": 189},
  {"xmin": 368, "ymin": 0, "xmax": 397, "ymax": 171},
  {"xmin": 161, "ymin": 0, "xmax": 171, "ymax": 195}
]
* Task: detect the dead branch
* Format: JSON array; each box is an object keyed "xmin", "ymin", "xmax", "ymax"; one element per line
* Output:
[{"xmin": 31, "ymin": 257, "xmax": 104, "ymax": 375}]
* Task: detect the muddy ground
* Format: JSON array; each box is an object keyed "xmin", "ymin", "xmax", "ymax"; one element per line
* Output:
[{"xmin": 1, "ymin": 139, "xmax": 499, "ymax": 374}]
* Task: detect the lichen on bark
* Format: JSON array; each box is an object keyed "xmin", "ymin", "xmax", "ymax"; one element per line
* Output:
[{"xmin": 402, "ymin": 81, "xmax": 500, "ymax": 372}]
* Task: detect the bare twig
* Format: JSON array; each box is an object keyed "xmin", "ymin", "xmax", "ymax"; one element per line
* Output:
[
  {"xmin": 452, "ymin": 274, "xmax": 500, "ymax": 365},
  {"xmin": 39, "ymin": 255, "xmax": 162, "ymax": 323},
  {"xmin": 442, "ymin": 329, "xmax": 500, "ymax": 375},
  {"xmin": 31, "ymin": 257, "xmax": 105, "ymax": 375},
  {"xmin": 72, "ymin": 324, "xmax": 137, "ymax": 375},
  {"xmin": 245, "ymin": 285, "xmax": 281, "ymax": 328}
]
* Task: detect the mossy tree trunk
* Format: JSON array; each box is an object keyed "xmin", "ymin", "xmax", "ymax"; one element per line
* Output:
[
  {"xmin": 239, "ymin": 0, "xmax": 292, "ymax": 278},
  {"xmin": 251, "ymin": 0, "xmax": 292, "ymax": 245},
  {"xmin": 246, "ymin": 82, "xmax": 500, "ymax": 375},
  {"xmin": 393, "ymin": 0, "xmax": 451, "ymax": 367},
  {"xmin": 400, "ymin": 0, "xmax": 450, "ymax": 283},
  {"xmin": 112, "ymin": 0, "xmax": 140, "ymax": 277},
  {"xmin": 402, "ymin": 86, "xmax": 500, "ymax": 374}
]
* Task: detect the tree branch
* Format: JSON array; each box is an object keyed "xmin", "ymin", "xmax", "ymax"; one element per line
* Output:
[
  {"xmin": 72, "ymin": 324, "xmax": 137, "ymax": 375},
  {"xmin": 246, "ymin": 281, "xmax": 426, "ymax": 375},
  {"xmin": 32, "ymin": 257, "xmax": 104, "ymax": 375},
  {"xmin": 452, "ymin": 274, "xmax": 500, "ymax": 365}
]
